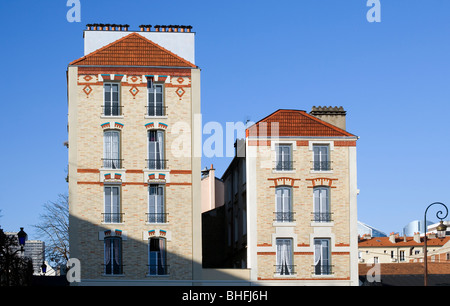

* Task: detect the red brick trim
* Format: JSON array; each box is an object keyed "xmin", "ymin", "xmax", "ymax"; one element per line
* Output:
[
  {"xmin": 258, "ymin": 277, "xmax": 350, "ymax": 281},
  {"xmin": 248, "ymin": 140, "xmax": 271, "ymax": 146},
  {"xmin": 77, "ymin": 169, "xmax": 100, "ymax": 173},
  {"xmin": 334, "ymin": 141, "xmax": 357, "ymax": 147},
  {"xmin": 268, "ymin": 177, "xmax": 300, "ymax": 188},
  {"xmin": 306, "ymin": 177, "xmax": 338, "ymax": 188},
  {"xmin": 170, "ymin": 170, "xmax": 192, "ymax": 174}
]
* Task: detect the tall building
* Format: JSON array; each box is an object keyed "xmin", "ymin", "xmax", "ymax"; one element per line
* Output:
[
  {"xmin": 67, "ymin": 24, "xmax": 203, "ymax": 285},
  {"xmin": 245, "ymin": 107, "xmax": 359, "ymax": 285}
]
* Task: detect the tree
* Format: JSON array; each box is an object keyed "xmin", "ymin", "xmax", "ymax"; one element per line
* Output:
[
  {"xmin": 33, "ymin": 193, "xmax": 69, "ymax": 271},
  {"xmin": 0, "ymin": 228, "xmax": 34, "ymax": 286}
]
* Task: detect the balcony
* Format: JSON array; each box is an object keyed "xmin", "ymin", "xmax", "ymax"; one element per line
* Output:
[
  {"xmin": 146, "ymin": 213, "xmax": 168, "ymax": 223},
  {"xmin": 311, "ymin": 161, "xmax": 332, "ymax": 171},
  {"xmin": 313, "ymin": 264, "xmax": 333, "ymax": 276},
  {"xmin": 273, "ymin": 161, "xmax": 295, "ymax": 171},
  {"xmin": 273, "ymin": 212, "xmax": 295, "ymax": 223},
  {"xmin": 146, "ymin": 105, "xmax": 167, "ymax": 117},
  {"xmin": 102, "ymin": 105, "xmax": 123, "ymax": 116},
  {"xmin": 147, "ymin": 265, "xmax": 169, "ymax": 276},
  {"xmin": 311, "ymin": 212, "xmax": 333, "ymax": 223},
  {"xmin": 102, "ymin": 158, "xmax": 123, "ymax": 169},
  {"xmin": 146, "ymin": 159, "xmax": 168, "ymax": 170},
  {"xmin": 275, "ymin": 265, "xmax": 296, "ymax": 276},
  {"xmin": 102, "ymin": 213, "xmax": 124, "ymax": 224}
]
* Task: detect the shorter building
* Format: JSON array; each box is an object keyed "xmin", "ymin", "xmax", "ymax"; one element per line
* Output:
[
  {"xmin": 201, "ymin": 164, "xmax": 224, "ymax": 213},
  {"xmin": 358, "ymin": 232, "xmax": 450, "ymax": 264}
]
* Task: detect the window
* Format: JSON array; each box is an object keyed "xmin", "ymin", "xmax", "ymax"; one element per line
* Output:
[
  {"xmin": 313, "ymin": 145, "xmax": 330, "ymax": 171},
  {"xmin": 148, "ymin": 130, "xmax": 165, "ymax": 169},
  {"xmin": 104, "ymin": 185, "xmax": 121, "ymax": 223},
  {"xmin": 148, "ymin": 83, "xmax": 164, "ymax": 116},
  {"xmin": 104, "ymin": 237, "xmax": 122, "ymax": 275},
  {"xmin": 104, "ymin": 83, "xmax": 120, "ymax": 116},
  {"xmin": 275, "ymin": 144, "xmax": 292, "ymax": 171},
  {"xmin": 103, "ymin": 130, "xmax": 121, "ymax": 169},
  {"xmin": 148, "ymin": 237, "xmax": 167, "ymax": 275},
  {"xmin": 314, "ymin": 238, "xmax": 331, "ymax": 275},
  {"xmin": 148, "ymin": 184, "xmax": 165, "ymax": 223},
  {"xmin": 313, "ymin": 187, "xmax": 331, "ymax": 222},
  {"xmin": 275, "ymin": 187, "xmax": 294, "ymax": 222},
  {"xmin": 276, "ymin": 238, "xmax": 294, "ymax": 275}
]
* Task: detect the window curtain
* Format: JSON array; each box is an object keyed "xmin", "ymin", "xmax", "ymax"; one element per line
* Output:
[
  {"xmin": 313, "ymin": 187, "xmax": 329, "ymax": 220},
  {"xmin": 104, "ymin": 131, "xmax": 120, "ymax": 169},
  {"xmin": 276, "ymin": 187, "xmax": 292, "ymax": 222},
  {"xmin": 149, "ymin": 185, "xmax": 164, "ymax": 223},
  {"xmin": 314, "ymin": 239, "xmax": 330, "ymax": 275},
  {"xmin": 157, "ymin": 131, "xmax": 164, "ymax": 169},
  {"xmin": 276, "ymin": 239, "xmax": 293, "ymax": 275}
]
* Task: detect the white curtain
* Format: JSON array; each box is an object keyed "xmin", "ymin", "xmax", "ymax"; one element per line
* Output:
[
  {"xmin": 157, "ymin": 131, "xmax": 164, "ymax": 168},
  {"xmin": 276, "ymin": 239, "xmax": 293, "ymax": 275}
]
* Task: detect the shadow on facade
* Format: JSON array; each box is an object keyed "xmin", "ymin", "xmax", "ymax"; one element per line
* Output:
[{"xmin": 69, "ymin": 215, "xmax": 251, "ymax": 286}]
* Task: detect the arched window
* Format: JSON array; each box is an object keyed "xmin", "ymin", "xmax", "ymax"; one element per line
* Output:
[
  {"xmin": 275, "ymin": 186, "xmax": 293, "ymax": 222},
  {"xmin": 103, "ymin": 130, "xmax": 121, "ymax": 169},
  {"xmin": 104, "ymin": 236, "xmax": 122, "ymax": 275},
  {"xmin": 148, "ymin": 237, "xmax": 167, "ymax": 275}
]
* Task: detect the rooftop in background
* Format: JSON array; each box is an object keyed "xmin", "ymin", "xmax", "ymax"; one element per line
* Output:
[
  {"xmin": 246, "ymin": 109, "xmax": 356, "ymax": 138},
  {"xmin": 81, "ymin": 23, "xmax": 196, "ymax": 65}
]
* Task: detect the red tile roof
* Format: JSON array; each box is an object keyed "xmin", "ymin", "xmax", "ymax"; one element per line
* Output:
[
  {"xmin": 246, "ymin": 109, "xmax": 355, "ymax": 138},
  {"xmin": 359, "ymin": 263, "xmax": 450, "ymax": 275},
  {"xmin": 358, "ymin": 236, "xmax": 450, "ymax": 247},
  {"xmin": 69, "ymin": 32, "xmax": 196, "ymax": 68}
]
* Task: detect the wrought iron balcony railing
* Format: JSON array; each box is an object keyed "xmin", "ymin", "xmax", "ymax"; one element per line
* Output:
[
  {"xmin": 102, "ymin": 105, "xmax": 123, "ymax": 116},
  {"xmin": 102, "ymin": 213, "xmax": 124, "ymax": 224},
  {"xmin": 102, "ymin": 158, "xmax": 123, "ymax": 169},
  {"xmin": 275, "ymin": 265, "xmax": 296, "ymax": 275},
  {"xmin": 312, "ymin": 161, "xmax": 332, "ymax": 171},
  {"xmin": 274, "ymin": 161, "xmax": 294, "ymax": 171},
  {"xmin": 313, "ymin": 264, "xmax": 333, "ymax": 275},
  {"xmin": 311, "ymin": 212, "xmax": 333, "ymax": 222},
  {"xmin": 146, "ymin": 105, "xmax": 168, "ymax": 116},
  {"xmin": 273, "ymin": 212, "xmax": 295, "ymax": 222},
  {"xmin": 147, "ymin": 265, "xmax": 169, "ymax": 276},
  {"xmin": 146, "ymin": 159, "xmax": 168, "ymax": 170},
  {"xmin": 146, "ymin": 213, "xmax": 168, "ymax": 223}
]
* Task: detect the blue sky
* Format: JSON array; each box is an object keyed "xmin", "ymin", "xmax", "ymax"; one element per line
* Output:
[{"xmin": 1, "ymin": 0, "xmax": 450, "ymax": 239}]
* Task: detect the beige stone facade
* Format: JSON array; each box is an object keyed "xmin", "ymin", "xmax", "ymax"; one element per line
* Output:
[
  {"xmin": 67, "ymin": 27, "xmax": 203, "ymax": 284},
  {"xmin": 245, "ymin": 109, "xmax": 359, "ymax": 285}
]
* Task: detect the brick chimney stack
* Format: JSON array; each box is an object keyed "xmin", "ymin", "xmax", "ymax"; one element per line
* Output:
[{"xmin": 310, "ymin": 106, "xmax": 347, "ymax": 131}]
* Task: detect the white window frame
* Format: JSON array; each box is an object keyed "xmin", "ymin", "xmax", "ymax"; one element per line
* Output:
[
  {"xmin": 275, "ymin": 186, "xmax": 294, "ymax": 223},
  {"xmin": 148, "ymin": 184, "xmax": 165, "ymax": 223},
  {"xmin": 103, "ymin": 185, "xmax": 121, "ymax": 224},
  {"xmin": 309, "ymin": 140, "xmax": 334, "ymax": 173},
  {"xmin": 148, "ymin": 130, "xmax": 165, "ymax": 169},
  {"xmin": 103, "ymin": 82, "xmax": 121, "ymax": 116},
  {"xmin": 103, "ymin": 130, "xmax": 121, "ymax": 169},
  {"xmin": 147, "ymin": 83, "xmax": 165, "ymax": 117},
  {"xmin": 276, "ymin": 238, "xmax": 294, "ymax": 276}
]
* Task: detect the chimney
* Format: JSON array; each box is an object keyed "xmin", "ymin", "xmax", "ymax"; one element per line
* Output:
[
  {"xmin": 414, "ymin": 232, "xmax": 421, "ymax": 243},
  {"xmin": 389, "ymin": 232, "xmax": 396, "ymax": 244},
  {"xmin": 310, "ymin": 106, "xmax": 347, "ymax": 130}
]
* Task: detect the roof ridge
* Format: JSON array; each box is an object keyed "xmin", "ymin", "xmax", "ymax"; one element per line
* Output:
[
  {"xmin": 69, "ymin": 32, "xmax": 196, "ymax": 67},
  {"xmin": 300, "ymin": 110, "xmax": 355, "ymax": 137}
]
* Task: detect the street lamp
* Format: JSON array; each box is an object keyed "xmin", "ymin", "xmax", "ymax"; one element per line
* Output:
[
  {"xmin": 424, "ymin": 202, "xmax": 448, "ymax": 286},
  {"xmin": 17, "ymin": 227, "xmax": 27, "ymax": 252}
]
